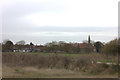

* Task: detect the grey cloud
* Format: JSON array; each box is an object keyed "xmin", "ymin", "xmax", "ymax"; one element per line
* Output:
[
  {"xmin": 28, "ymin": 27, "xmax": 117, "ymax": 32},
  {"xmin": 3, "ymin": 32, "xmax": 117, "ymax": 45},
  {"xmin": 3, "ymin": 26, "xmax": 117, "ymax": 33},
  {"xmin": 2, "ymin": 0, "xmax": 118, "ymax": 44},
  {"xmin": 3, "ymin": 1, "xmax": 68, "ymax": 19}
]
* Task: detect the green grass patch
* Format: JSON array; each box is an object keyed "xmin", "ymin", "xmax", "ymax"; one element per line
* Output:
[{"xmin": 97, "ymin": 59, "xmax": 116, "ymax": 63}]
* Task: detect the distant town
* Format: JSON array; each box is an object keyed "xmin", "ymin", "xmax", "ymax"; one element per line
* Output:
[{"xmin": 1, "ymin": 35, "xmax": 107, "ymax": 54}]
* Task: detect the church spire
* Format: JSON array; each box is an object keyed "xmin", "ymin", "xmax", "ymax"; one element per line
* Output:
[{"xmin": 88, "ymin": 35, "xmax": 90, "ymax": 43}]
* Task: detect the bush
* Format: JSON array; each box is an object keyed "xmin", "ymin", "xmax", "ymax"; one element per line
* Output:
[
  {"xmin": 101, "ymin": 39, "xmax": 118, "ymax": 55},
  {"xmin": 71, "ymin": 56, "xmax": 92, "ymax": 72}
]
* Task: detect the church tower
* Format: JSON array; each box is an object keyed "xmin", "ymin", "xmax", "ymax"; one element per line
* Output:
[{"xmin": 88, "ymin": 35, "xmax": 90, "ymax": 43}]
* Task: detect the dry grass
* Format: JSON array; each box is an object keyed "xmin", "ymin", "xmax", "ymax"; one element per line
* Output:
[
  {"xmin": 2, "ymin": 65, "xmax": 117, "ymax": 78},
  {"xmin": 2, "ymin": 52, "xmax": 119, "ymax": 78}
]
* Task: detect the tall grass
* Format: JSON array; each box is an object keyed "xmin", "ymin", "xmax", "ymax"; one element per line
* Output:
[{"xmin": 2, "ymin": 52, "xmax": 119, "ymax": 74}]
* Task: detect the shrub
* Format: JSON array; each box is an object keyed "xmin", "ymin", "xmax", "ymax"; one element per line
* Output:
[
  {"xmin": 101, "ymin": 39, "xmax": 118, "ymax": 55},
  {"xmin": 71, "ymin": 56, "xmax": 92, "ymax": 72}
]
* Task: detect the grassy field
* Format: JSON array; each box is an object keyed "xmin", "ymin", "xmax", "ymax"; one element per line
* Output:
[{"xmin": 2, "ymin": 52, "xmax": 119, "ymax": 78}]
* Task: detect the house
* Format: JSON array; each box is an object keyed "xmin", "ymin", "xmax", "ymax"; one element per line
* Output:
[
  {"xmin": 13, "ymin": 44, "xmax": 44, "ymax": 52},
  {"xmin": 71, "ymin": 35, "xmax": 94, "ymax": 53},
  {"xmin": 12, "ymin": 35, "xmax": 94, "ymax": 53},
  {"xmin": 34, "ymin": 45, "xmax": 44, "ymax": 52},
  {"xmin": 71, "ymin": 43, "xmax": 94, "ymax": 53},
  {"xmin": 13, "ymin": 45, "xmax": 34, "ymax": 52}
]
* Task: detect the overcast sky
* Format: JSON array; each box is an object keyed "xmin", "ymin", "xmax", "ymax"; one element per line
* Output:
[{"xmin": 1, "ymin": 0, "xmax": 119, "ymax": 45}]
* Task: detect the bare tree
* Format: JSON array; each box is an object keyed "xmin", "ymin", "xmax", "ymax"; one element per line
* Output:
[{"xmin": 16, "ymin": 40, "xmax": 25, "ymax": 45}]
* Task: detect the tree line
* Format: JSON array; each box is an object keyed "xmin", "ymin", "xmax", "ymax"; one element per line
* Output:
[{"xmin": 1, "ymin": 39, "xmax": 119, "ymax": 55}]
